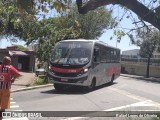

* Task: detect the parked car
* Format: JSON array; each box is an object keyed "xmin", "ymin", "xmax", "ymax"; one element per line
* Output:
[{"xmin": 35, "ymin": 68, "xmax": 46, "ymax": 76}]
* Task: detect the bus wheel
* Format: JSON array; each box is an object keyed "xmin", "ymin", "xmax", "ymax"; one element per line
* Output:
[
  {"xmin": 88, "ymin": 79, "xmax": 96, "ymax": 91},
  {"xmin": 110, "ymin": 74, "xmax": 115, "ymax": 85},
  {"xmin": 54, "ymin": 83, "xmax": 64, "ymax": 91}
]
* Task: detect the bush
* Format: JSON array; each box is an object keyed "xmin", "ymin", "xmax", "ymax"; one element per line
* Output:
[
  {"xmin": 31, "ymin": 75, "xmax": 49, "ymax": 86},
  {"xmin": 153, "ymin": 117, "xmax": 160, "ymax": 120}
]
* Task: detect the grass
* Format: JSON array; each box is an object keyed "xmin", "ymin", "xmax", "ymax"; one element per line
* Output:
[
  {"xmin": 153, "ymin": 117, "xmax": 160, "ymax": 120},
  {"xmin": 30, "ymin": 75, "xmax": 50, "ymax": 86}
]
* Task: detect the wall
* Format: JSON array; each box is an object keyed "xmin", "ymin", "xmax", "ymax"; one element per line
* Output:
[
  {"xmin": 121, "ymin": 63, "xmax": 160, "ymax": 77},
  {"xmin": 25, "ymin": 51, "xmax": 35, "ymax": 72}
]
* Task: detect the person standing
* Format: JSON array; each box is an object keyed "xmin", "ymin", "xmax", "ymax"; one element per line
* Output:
[{"xmin": 0, "ymin": 56, "xmax": 20, "ymax": 120}]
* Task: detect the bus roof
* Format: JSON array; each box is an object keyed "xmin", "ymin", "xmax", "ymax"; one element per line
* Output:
[{"xmin": 59, "ymin": 39, "xmax": 120, "ymax": 51}]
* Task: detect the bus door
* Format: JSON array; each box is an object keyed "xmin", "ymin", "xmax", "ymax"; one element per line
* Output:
[{"xmin": 92, "ymin": 45, "xmax": 101, "ymax": 85}]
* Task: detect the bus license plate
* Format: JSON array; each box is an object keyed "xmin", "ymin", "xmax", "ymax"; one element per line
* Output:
[{"xmin": 61, "ymin": 78, "xmax": 68, "ymax": 81}]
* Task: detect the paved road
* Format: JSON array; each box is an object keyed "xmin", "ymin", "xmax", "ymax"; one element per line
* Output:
[{"xmin": 8, "ymin": 75, "xmax": 160, "ymax": 119}]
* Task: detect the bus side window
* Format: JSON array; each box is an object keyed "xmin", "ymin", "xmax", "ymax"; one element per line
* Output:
[{"xmin": 94, "ymin": 46, "xmax": 100, "ymax": 62}]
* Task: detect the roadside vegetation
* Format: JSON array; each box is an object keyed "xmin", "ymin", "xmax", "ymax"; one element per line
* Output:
[
  {"xmin": 135, "ymin": 28, "xmax": 160, "ymax": 78},
  {"xmin": 1, "ymin": 0, "xmax": 160, "ymax": 78},
  {"xmin": 30, "ymin": 75, "xmax": 50, "ymax": 86},
  {"xmin": 153, "ymin": 117, "xmax": 160, "ymax": 120}
]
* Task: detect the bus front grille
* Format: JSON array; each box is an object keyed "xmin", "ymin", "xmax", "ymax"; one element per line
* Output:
[{"xmin": 54, "ymin": 72, "xmax": 78, "ymax": 77}]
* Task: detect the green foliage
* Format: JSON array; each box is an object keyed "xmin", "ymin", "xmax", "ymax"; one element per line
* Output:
[
  {"xmin": 37, "ymin": 0, "xmax": 69, "ymax": 13},
  {"xmin": 17, "ymin": 0, "xmax": 35, "ymax": 14},
  {"xmin": 30, "ymin": 4, "xmax": 114, "ymax": 63},
  {"xmin": 136, "ymin": 28, "xmax": 160, "ymax": 58},
  {"xmin": 153, "ymin": 116, "xmax": 160, "ymax": 120},
  {"xmin": 114, "ymin": 30, "xmax": 125, "ymax": 42},
  {"xmin": 136, "ymin": 28, "xmax": 160, "ymax": 78},
  {"xmin": 0, "ymin": 1, "xmax": 113, "ymax": 64},
  {"xmin": 0, "ymin": 0, "xmax": 37, "ymax": 40},
  {"xmin": 15, "ymin": 45, "xmax": 29, "ymax": 51},
  {"xmin": 0, "ymin": 0, "xmax": 70, "ymax": 40},
  {"xmin": 153, "ymin": 117, "xmax": 160, "ymax": 120},
  {"xmin": 31, "ymin": 75, "xmax": 48, "ymax": 86},
  {"xmin": 74, "ymin": 6, "xmax": 115, "ymax": 39}
]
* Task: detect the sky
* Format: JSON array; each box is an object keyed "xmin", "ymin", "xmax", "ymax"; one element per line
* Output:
[{"xmin": 0, "ymin": 5, "xmax": 140, "ymax": 52}]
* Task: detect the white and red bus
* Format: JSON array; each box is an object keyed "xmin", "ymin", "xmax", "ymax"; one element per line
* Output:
[{"xmin": 48, "ymin": 39, "xmax": 121, "ymax": 91}]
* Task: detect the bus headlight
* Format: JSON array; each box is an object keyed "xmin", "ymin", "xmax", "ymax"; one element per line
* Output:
[
  {"xmin": 78, "ymin": 68, "xmax": 89, "ymax": 76},
  {"xmin": 84, "ymin": 68, "xmax": 88, "ymax": 72},
  {"xmin": 49, "ymin": 66, "xmax": 51, "ymax": 70}
]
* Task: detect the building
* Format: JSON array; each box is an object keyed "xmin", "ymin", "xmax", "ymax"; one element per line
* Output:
[
  {"xmin": 0, "ymin": 46, "xmax": 35, "ymax": 72},
  {"xmin": 121, "ymin": 49, "xmax": 140, "ymax": 59},
  {"xmin": 121, "ymin": 49, "xmax": 160, "ymax": 77},
  {"xmin": 122, "ymin": 49, "xmax": 160, "ymax": 58}
]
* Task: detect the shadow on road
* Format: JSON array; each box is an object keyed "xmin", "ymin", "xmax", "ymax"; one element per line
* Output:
[{"xmin": 41, "ymin": 82, "xmax": 117, "ymax": 95}]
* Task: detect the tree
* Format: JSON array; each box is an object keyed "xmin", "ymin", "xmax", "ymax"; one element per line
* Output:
[
  {"xmin": 15, "ymin": 0, "xmax": 160, "ymax": 30},
  {"xmin": 70, "ymin": 6, "xmax": 114, "ymax": 39},
  {"xmin": 0, "ymin": 0, "xmax": 37, "ymax": 43},
  {"xmin": 76, "ymin": 0, "xmax": 160, "ymax": 30},
  {"xmin": 136, "ymin": 28, "xmax": 160, "ymax": 78},
  {"xmin": 1, "ymin": 0, "xmax": 160, "ymax": 44},
  {"xmin": 0, "ymin": 0, "xmax": 70, "ymax": 40},
  {"xmin": 34, "ymin": 5, "xmax": 114, "ymax": 63}
]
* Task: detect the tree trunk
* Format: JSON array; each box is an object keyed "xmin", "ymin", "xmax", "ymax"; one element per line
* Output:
[{"xmin": 146, "ymin": 57, "xmax": 150, "ymax": 78}]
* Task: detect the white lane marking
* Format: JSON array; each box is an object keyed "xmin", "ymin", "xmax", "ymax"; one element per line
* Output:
[
  {"xmin": 64, "ymin": 117, "xmax": 86, "ymax": 120},
  {"xmin": 10, "ymin": 110, "xmax": 23, "ymax": 111},
  {"xmin": 2, "ymin": 98, "xmax": 29, "ymax": 120},
  {"xmin": 10, "ymin": 105, "xmax": 19, "ymax": 108},
  {"xmin": 64, "ymin": 100, "xmax": 160, "ymax": 120},
  {"xmin": 105, "ymin": 100, "xmax": 158, "ymax": 111},
  {"xmin": 3, "ymin": 117, "xmax": 28, "ymax": 120},
  {"xmin": 108, "ymin": 87, "xmax": 160, "ymax": 108},
  {"xmin": 10, "ymin": 102, "xmax": 16, "ymax": 104},
  {"xmin": 129, "ymin": 100, "xmax": 156, "ymax": 107},
  {"xmin": 64, "ymin": 87, "xmax": 160, "ymax": 120},
  {"xmin": 108, "ymin": 87, "xmax": 146, "ymax": 101}
]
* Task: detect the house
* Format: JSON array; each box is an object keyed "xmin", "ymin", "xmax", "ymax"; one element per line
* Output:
[{"xmin": 0, "ymin": 46, "xmax": 35, "ymax": 72}]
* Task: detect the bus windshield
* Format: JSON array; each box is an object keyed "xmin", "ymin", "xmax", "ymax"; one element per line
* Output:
[{"xmin": 50, "ymin": 41, "xmax": 93, "ymax": 65}]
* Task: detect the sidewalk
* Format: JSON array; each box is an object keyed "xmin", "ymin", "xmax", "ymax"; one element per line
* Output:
[
  {"xmin": 121, "ymin": 74, "xmax": 160, "ymax": 83},
  {"xmin": 11, "ymin": 72, "xmax": 36, "ymax": 91},
  {"xmin": 11, "ymin": 72, "xmax": 53, "ymax": 92}
]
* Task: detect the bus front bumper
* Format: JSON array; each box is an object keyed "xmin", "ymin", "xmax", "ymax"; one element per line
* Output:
[{"xmin": 47, "ymin": 71, "xmax": 89, "ymax": 86}]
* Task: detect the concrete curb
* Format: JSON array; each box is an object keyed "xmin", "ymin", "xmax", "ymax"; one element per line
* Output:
[
  {"xmin": 11, "ymin": 84, "xmax": 53, "ymax": 93},
  {"xmin": 120, "ymin": 74, "xmax": 160, "ymax": 83},
  {"xmin": 120, "ymin": 74, "xmax": 142, "ymax": 78}
]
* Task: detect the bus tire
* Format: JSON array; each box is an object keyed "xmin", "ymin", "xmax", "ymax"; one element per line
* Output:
[
  {"xmin": 110, "ymin": 74, "xmax": 115, "ymax": 85},
  {"xmin": 88, "ymin": 79, "xmax": 96, "ymax": 91},
  {"xmin": 54, "ymin": 83, "xmax": 64, "ymax": 91}
]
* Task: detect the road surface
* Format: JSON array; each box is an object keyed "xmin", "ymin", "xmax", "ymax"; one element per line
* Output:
[{"xmin": 4, "ymin": 75, "xmax": 160, "ymax": 120}]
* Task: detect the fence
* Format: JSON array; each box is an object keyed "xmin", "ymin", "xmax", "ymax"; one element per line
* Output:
[{"xmin": 121, "ymin": 58, "xmax": 160, "ymax": 66}]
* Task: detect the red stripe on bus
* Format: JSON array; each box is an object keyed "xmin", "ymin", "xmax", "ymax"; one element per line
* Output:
[
  {"xmin": 51, "ymin": 66, "xmax": 83, "ymax": 73},
  {"xmin": 106, "ymin": 68, "xmax": 120, "ymax": 76}
]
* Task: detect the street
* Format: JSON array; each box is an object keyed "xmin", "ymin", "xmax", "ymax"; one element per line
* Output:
[{"xmin": 8, "ymin": 75, "xmax": 160, "ymax": 119}]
